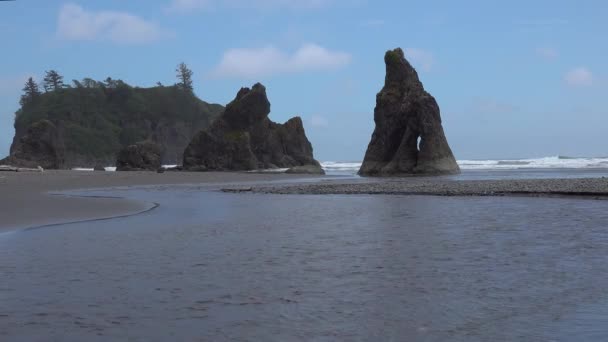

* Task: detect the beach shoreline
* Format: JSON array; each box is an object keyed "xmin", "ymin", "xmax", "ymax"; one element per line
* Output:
[
  {"xmin": 0, "ymin": 170, "xmax": 327, "ymax": 232},
  {"xmin": 3, "ymin": 170, "xmax": 608, "ymax": 233}
]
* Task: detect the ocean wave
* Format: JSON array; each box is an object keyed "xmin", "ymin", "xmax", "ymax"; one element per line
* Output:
[
  {"xmin": 457, "ymin": 156, "xmax": 608, "ymax": 170},
  {"xmin": 321, "ymin": 156, "xmax": 608, "ymax": 174}
]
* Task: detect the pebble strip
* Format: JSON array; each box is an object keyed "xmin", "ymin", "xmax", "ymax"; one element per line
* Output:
[{"xmin": 251, "ymin": 178, "xmax": 608, "ymax": 199}]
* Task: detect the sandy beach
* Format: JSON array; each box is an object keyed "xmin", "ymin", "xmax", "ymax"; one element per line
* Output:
[
  {"xmin": 3, "ymin": 169, "xmax": 608, "ymax": 233},
  {"xmin": 0, "ymin": 170, "xmax": 323, "ymax": 232}
]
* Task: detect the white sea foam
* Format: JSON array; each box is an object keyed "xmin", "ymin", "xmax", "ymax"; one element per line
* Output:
[
  {"xmin": 70, "ymin": 166, "xmax": 114, "ymax": 171},
  {"xmin": 321, "ymin": 156, "xmax": 608, "ymax": 174},
  {"xmin": 69, "ymin": 156, "xmax": 608, "ymax": 175},
  {"xmin": 246, "ymin": 168, "xmax": 290, "ymax": 173},
  {"xmin": 71, "ymin": 167, "xmax": 117, "ymax": 171},
  {"xmin": 457, "ymin": 156, "xmax": 608, "ymax": 170},
  {"xmin": 71, "ymin": 165, "xmax": 172, "ymax": 172}
]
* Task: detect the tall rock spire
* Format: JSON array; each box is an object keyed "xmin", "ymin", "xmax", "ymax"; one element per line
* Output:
[{"xmin": 359, "ymin": 48, "xmax": 460, "ymax": 176}]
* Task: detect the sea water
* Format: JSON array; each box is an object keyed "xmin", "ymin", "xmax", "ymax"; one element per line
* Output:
[
  {"xmin": 322, "ymin": 156, "xmax": 608, "ymax": 177},
  {"xmin": 2, "ymin": 186, "xmax": 608, "ymax": 341}
]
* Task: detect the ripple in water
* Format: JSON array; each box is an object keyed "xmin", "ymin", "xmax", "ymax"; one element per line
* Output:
[{"xmin": 1, "ymin": 188, "xmax": 608, "ymax": 341}]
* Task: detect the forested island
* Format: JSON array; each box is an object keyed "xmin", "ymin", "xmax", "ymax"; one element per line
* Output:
[{"xmin": 3, "ymin": 64, "xmax": 223, "ymax": 168}]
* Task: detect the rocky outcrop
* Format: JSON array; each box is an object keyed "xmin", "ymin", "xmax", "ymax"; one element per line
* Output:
[
  {"xmin": 1, "ymin": 120, "xmax": 65, "ymax": 169},
  {"xmin": 359, "ymin": 48, "xmax": 460, "ymax": 176},
  {"xmin": 9, "ymin": 83, "xmax": 223, "ymax": 168},
  {"xmin": 116, "ymin": 141, "xmax": 162, "ymax": 171},
  {"xmin": 286, "ymin": 164, "xmax": 325, "ymax": 175},
  {"xmin": 183, "ymin": 83, "xmax": 321, "ymax": 171}
]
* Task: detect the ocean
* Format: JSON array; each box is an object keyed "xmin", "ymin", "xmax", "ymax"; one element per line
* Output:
[
  {"xmin": 4, "ymin": 160, "xmax": 608, "ymax": 340},
  {"xmin": 71, "ymin": 156, "xmax": 608, "ymax": 179},
  {"xmin": 322, "ymin": 155, "xmax": 608, "ymax": 175}
]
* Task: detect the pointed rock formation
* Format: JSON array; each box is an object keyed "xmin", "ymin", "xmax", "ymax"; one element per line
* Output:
[
  {"xmin": 183, "ymin": 83, "xmax": 321, "ymax": 172},
  {"xmin": 359, "ymin": 48, "xmax": 460, "ymax": 176}
]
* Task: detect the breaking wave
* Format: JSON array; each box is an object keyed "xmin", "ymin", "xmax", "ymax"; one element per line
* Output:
[{"xmin": 322, "ymin": 156, "xmax": 608, "ymax": 174}]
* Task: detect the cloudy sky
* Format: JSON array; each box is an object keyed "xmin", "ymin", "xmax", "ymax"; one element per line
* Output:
[{"xmin": 1, "ymin": 0, "xmax": 606, "ymax": 161}]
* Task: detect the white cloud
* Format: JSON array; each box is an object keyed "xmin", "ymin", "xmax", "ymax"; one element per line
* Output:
[
  {"xmin": 536, "ymin": 47, "xmax": 558, "ymax": 60},
  {"xmin": 564, "ymin": 67, "xmax": 593, "ymax": 87},
  {"xmin": 167, "ymin": 0, "xmax": 335, "ymax": 12},
  {"xmin": 212, "ymin": 43, "xmax": 351, "ymax": 78},
  {"xmin": 310, "ymin": 115, "xmax": 329, "ymax": 127},
  {"xmin": 57, "ymin": 3, "xmax": 168, "ymax": 44},
  {"xmin": 403, "ymin": 48, "xmax": 434, "ymax": 72}
]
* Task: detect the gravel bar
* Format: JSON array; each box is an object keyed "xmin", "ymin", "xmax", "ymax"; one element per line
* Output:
[{"xmin": 252, "ymin": 177, "xmax": 608, "ymax": 199}]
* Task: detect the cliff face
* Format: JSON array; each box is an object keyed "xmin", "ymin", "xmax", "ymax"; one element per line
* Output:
[
  {"xmin": 359, "ymin": 48, "xmax": 460, "ymax": 176},
  {"xmin": 183, "ymin": 83, "xmax": 321, "ymax": 171},
  {"xmin": 1, "ymin": 119, "xmax": 65, "ymax": 169},
  {"xmin": 6, "ymin": 83, "xmax": 223, "ymax": 168}
]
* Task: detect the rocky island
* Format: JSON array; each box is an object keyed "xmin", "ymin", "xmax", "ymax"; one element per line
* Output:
[
  {"xmin": 183, "ymin": 83, "xmax": 323, "ymax": 173},
  {"xmin": 359, "ymin": 48, "xmax": 460, "ymax": 176},
  {"xmin": 1, "ymin": 119, "xmax": 65, "ymax": 169},
  {"xmin": 116, "ymin": 141, "xmax": 162, "ymax": 171},
  {"xmin": 2, "ymin": 74, "xmax": 223, "ymax": 169}
]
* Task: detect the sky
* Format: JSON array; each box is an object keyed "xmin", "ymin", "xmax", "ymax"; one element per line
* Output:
[{"xmin": 0, "ymin": 0, "xmax": 607, "ymax": 161}]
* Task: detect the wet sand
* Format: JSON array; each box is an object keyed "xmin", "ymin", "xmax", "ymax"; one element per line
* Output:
[
  {"xmin": 3, "ymin": 170, "xmax": 608, "ymax": 231},
  {"xmin": 0, "ymin": 170, "xmax": 324, "ymax": 232}
]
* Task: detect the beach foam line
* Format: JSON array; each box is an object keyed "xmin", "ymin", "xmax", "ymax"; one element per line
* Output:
[{"xmin": 321, "ymin": 156, "xmax": 608, "ymax": 174}]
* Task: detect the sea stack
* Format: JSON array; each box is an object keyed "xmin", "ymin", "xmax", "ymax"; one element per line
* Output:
[
  {"xmin": 183, "ymin": 83, "xmax": 322, "ymax": 172},
  {"xmin": 0, "ymin": 120, "xmax": 65, "ymax": 169},
  {"xmin": 359, "ymin": 48, "xmax": 460, "ymax": 176},
  {"xmin": 116, "ymin": 141, "xmax": 162, "ymax": 171}
]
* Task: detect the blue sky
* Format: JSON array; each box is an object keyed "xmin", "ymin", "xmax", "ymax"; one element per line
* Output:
[{"xmin": 1, "ymin": 0, "xmax": 606, "ymax": 161}]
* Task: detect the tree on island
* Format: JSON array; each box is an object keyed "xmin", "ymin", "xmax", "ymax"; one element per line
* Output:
[
  {"xmin": 82, "ymin": 78, "xmax": 100, "ymax": 88},
  {"xmin": 104, "ymin": 77, "xmax": 118, "ymax": 88},
  {"xmin": 176, "ymin": 62, "xmax": 193, "ymax": 92},
  {"xmin": 43, "ymin": 70, "xmax": 64, "ymax": 92},
  {"xmin": 20, "ymin": 77, "xmax": 41, "ymax": 106}
]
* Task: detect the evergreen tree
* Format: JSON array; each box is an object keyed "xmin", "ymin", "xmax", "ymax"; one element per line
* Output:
[
  {"xmin": 20, "ymin": 77, "xmax": 41, "ymax": 107},
  {"xmin": 43, "ymin": 70, "xmax": 64, "ymax": 92},
  {"xmin": 104, "ymin": 77, "xmax": 117, "ymax": 88},
  {"xmin": 82, "ymin": 78, "xmax": 99, "ymax": 88},
  {"xmin": 176, "ymin": 62, "xmax": 193, "ymax": 92}
]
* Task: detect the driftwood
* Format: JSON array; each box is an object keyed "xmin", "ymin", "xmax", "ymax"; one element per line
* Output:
[{"xmin": 0, "ymin": 165, "xmax": 44, "ymax": 173}]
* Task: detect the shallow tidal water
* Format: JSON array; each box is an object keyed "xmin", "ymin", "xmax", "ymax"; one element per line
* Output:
[{"xmin": 2, "ymin": 186, "xmax": 608, "ymax": 341}]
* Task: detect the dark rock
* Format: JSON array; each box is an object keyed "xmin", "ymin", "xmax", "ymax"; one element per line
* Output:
[
  {"xmin": 183, "ymin": 83, "xmax": 321, "ymax": 171},
  {"xmin": 8, "ymin": 84, "xmax": 223, "ymax": 168},
  {"xmin": 93, "ymin": 164, "xmax": 106, "ymax": 171},
  {"xmin": 286, "ymin": 165, "xmax": 326, "ymax": 175},
  {"xmin": 116, "ymin": 141, "xmax": 162, "ymax": 171},
  {"xmin": 359, "ymin": 48, "xmax": 460, "ymax": 176},
  {"xmin": 0, "ymin": 120, "xmax": 65, "ymax": 169},
  {"xmin": 156, "ymin": 167, "xmax": 165, "ymax": 173}
]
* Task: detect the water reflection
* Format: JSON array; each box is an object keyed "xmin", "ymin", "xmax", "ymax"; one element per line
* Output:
[{"xmin": 1, "ymin": 189, "xmax": 608, "ymax": 341}]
